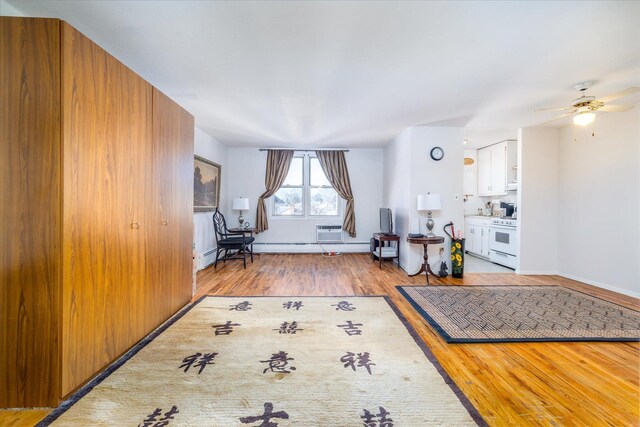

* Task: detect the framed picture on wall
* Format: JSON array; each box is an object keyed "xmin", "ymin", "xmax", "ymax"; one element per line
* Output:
[{"xmin": 194, "ymin": 155, "xmax": 221, "ymax": 212}]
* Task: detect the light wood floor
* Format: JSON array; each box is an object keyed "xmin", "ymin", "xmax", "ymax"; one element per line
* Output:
[{"xmin": 3, "ymin": 253, "xmax": 638, "ymax": 426}]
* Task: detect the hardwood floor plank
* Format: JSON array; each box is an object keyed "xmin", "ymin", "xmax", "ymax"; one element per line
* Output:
[
  {"xmin": 0, "ymin": 410, "xmax": 49, "ymax": 427},
  {"xmin": 6, "ymin": 253, "xmax": 638, "ymax": 426},
  {"xmin": 196, "ymin": 253, "xmax": 639, "ymax": 426}
]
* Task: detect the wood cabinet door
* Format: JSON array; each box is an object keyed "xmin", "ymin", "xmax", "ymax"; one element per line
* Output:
[
  {"xmin": 0, "ymin": 17, "xmax": 62, "ymax": 408},
  {"xmin": 175, "ymin": 107, "xmax": 195, "ymax": 309},
  {"xmin": 61, "ymin": 22, "xmax": 152, "ymax": 397},
  {"xmin": 152, "ymin": 88, "xmax": 194, "ymax": 321}
]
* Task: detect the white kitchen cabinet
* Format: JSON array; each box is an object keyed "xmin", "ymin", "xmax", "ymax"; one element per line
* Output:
[
  {"xmin": 490, "ymin": 144, "xmax": 506, "ymax": 194},
  {"xmin": 481, "ymin": 226, "xmax": 491, "ymax": 257},
  {"xmin": 466, "ymin": 224, "xmax": 478, "ymax": 253},
  {"xmin": 477, "ymin": 148, "xmax": 492, "ymax": 197},
  {"xmin": 464, "ymin": 217, "xmax": 492, "ymax": 259},
  {"xmin": 477, "ymin": 140, "xmax": 516, "ymax": 196}
]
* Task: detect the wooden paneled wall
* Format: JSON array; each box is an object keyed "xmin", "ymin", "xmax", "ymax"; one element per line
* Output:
[
  {"xmin": 0, "ymin": 17, "xmax": 62, "ymax": 408},
  {"xmin": 1, "ymin": 17, "xmax": 195, "ymax": 407}
]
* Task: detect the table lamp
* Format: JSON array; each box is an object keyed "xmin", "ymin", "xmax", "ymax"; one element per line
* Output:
[
  {"xmin": 417, "ymin": 193, "xmax": 441, "ymax": 237},
  {"xmin": 232, "ymin": 197, "xmax": 250, "ymax": 227}
]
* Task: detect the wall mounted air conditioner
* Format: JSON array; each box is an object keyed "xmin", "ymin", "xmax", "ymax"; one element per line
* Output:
[{"xmin": 316, "ymin": 225, "xmax": 344, "ymax": 243}]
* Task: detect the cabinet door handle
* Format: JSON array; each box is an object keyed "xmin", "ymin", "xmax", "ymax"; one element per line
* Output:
[
  {"xmin": 130, "ymin": 222, "xmax": 140, "ymax": 229},
  {"xmin": 160, "ymin": 219, "xmax": 169, "ymax": 226}
]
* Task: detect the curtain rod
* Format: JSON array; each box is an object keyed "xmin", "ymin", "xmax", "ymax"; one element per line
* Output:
[{"xmin": 259, "ymin": 148, "xmax": 350, "ymax": 152}]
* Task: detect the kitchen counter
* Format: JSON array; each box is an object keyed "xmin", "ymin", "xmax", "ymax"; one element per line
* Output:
[{"xmin": 464, "ymin": 214, "xmax": 517, "ymax": 220}]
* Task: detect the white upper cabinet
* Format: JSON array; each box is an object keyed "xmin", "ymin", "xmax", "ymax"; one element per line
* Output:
[
  {"xmin": 477, "ymin": 148, "xmax": 492, "ymax": 196},
  {"xmin": 477, "ymin": 140, "xmax": 517, "ymax": 196}
]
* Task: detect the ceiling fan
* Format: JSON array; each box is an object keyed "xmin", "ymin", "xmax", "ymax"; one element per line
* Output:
[{"xmin": 534, "ymin": 82, "xmax": 639, "ymax": 126}]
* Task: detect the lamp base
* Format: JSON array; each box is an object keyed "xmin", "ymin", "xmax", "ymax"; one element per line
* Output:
[
  {"xmin": 426, "ymin": 212, "xmax": 435, "ymax": 237},
  {"xmin": 238, "ymin": 212, "xmax": 244, "ymax": 227}
]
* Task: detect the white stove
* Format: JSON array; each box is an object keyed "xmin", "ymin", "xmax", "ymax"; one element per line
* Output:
[
  {"xmin": 491, "ymin": 218, "xmax": 517, "ymax": 228},
  {"xmin": 489, "ymin": 218, "xmax": 518, "ymax": 269}
]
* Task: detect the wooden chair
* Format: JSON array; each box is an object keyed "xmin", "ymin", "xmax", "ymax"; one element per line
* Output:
[{"xmin": 212, "ymin": 208, "xmax": 255, "ymax": 269}]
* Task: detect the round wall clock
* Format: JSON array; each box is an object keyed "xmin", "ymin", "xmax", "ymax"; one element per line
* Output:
[{"xmin": 430, "ymin": 146, "xmax": 444, "ymax": 161}]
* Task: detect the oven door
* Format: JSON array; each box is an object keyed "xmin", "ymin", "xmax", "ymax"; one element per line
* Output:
[{"xmin": 489, "ymin": 225, "xmax": 517, "ymax": 256}]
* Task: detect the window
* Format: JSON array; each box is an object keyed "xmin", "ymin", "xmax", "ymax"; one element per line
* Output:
[
  {"xmin": 273, "ymin": 157, "xmax": 304, "ymax": 216},
  {"xmin": 309, "ymin": 158, "xmax": 338, "ymax": 216},
  {"xmin": 272, "ymin": 155, "xmax": 340, "ymax": 217}
]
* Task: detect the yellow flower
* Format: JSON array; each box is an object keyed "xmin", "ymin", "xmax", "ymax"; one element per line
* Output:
[
  {"xmin": 451, "ymin": 246, "xmax": 456, "ymax": 253},
  {"xmin": 451, "ymin": 255, "xmax": 455, "ymax": 261},
  {"xmin": 455, "ymin": 242, "xmax": 461, "ymax": 249},
  {"xmin": 457, "ymin": 261, "xmax": 462, "ymax": 267},
  {"xmin": 456, "ymin": 254, "xmax": 462, "ymax": 262}
]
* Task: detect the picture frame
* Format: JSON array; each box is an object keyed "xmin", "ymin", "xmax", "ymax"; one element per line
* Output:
[{"xmin": 194, "ymin": 155, "xmax": 221, "ymax": 212}]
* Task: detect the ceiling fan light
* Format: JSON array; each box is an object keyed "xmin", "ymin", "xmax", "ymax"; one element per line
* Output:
[{"xmin": 573, "ymin": 112, "xmax": 595, "ymax": 126}]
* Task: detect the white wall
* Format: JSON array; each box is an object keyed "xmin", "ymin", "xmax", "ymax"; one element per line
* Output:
[
  {"xmin": 383, "ymin": 129, "xmax": 412, "ymax": 268},
  {"xmin": 463, "ymin": 148, "xmax": 483, "ymax": 215},
  {"xmin": 226, "ymin": 148, "xmax": 384, "ymax": 252},
  {"xmin": 194, "ymin": 128, "xmax": 228, "ymax": 269},
  {"xmin": 408, "ymin": 127, "xmax": 465, "ymax": 274},
  {"xmin": 557, "ymin": 109, "xmax": 640, "ymax": 297},
  {"xmin": 517, "ymin": 127, "xmax": 559, "ymax": 274},
  {"xmin": 383, "ymin": 126, "xmax": 465, "ymax": 273}
]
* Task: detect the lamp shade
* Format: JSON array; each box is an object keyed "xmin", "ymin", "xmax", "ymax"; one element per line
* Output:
[
  {"xmin": 232, "ymin": 197, "xmax": 250, "ymax": 210},
  {"xmin": 417, "ymin": 194, "xmax": 441, "ymax": 211}
]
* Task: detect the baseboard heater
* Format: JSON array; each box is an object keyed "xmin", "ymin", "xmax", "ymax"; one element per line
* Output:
[
  {"xmin": 254, "ymin": 242, "xmax": 368, "ymax": 246},
  {"xmin": 203, "ymin": 248, "xmax": 217, "ymax": 257},
  {"xmin": 200, "ymin": 248, "xmax": 218, "ymax": 269}
]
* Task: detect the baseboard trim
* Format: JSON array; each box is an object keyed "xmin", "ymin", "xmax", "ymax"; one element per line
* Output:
[{"xmin": 557, "ymin": 272, "xmax": 640, "ymax": 299}]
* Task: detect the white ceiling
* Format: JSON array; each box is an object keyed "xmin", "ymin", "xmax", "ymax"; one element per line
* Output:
[{"xmin": 4, "ymin": 1, "xmax": 640, "ymax": 148}]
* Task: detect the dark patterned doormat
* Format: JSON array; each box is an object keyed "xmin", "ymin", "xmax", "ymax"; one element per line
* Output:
[
  {"xmin": 40, "ymin": 296, "xmax": 486, "ymax": 426},
  {"xmin": 397, "ymin": 285, "xmax": 640, "ymax": 343}
]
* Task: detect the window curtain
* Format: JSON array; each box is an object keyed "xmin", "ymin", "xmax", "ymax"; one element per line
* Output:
[
  {"xmin": 256, "ymin": 150, "xmax": 294, "ymax": 233},
  {"xmin": 315, "ymin": 150, "xmax": 356, "ymax": 237}
]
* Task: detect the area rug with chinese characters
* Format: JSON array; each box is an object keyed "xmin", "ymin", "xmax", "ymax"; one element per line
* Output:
[
  {"xmin": 397, "ymin": 285, "xmax": 640, "ymax": 343},
  {"xmin": 39, "ymin": 296, "xmax": 486, "ymax": 426}
]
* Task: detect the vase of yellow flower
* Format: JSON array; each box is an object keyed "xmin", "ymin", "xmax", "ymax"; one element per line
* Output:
[
  {"xmin": 443, "ymin": 222, "xmax": 465, "ymax": 278},
  {"xmin": 450, "ymin": 238, "xmax": 465, "ymax": 278}
]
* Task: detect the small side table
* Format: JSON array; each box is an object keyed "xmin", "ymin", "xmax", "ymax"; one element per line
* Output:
[
  {"xmin": 372, "ymin": 233, "xmax": 400, "ymax": 269},
  {"xmin": 227, "ymin": 227, "xmax": 255, "ymax": 236},
  {"xmin": 406, "ymin": 236, "xmax": 445, "ymax": 284}
]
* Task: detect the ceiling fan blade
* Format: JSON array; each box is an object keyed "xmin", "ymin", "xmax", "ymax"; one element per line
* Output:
[
  {"xmin": 533, "ymin": 106, "xmax": 572, "ymax": 112},
  {"xmin": 598, "ymin": 104, "xmax": 635, "ymax": 112},
  {"xmin": 597, "ymin": 87, "xmax": 640, "ymax": 103},
  {"xmin": 540, "ymin": 112, "xmax": 574, "ymax": 125}
]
